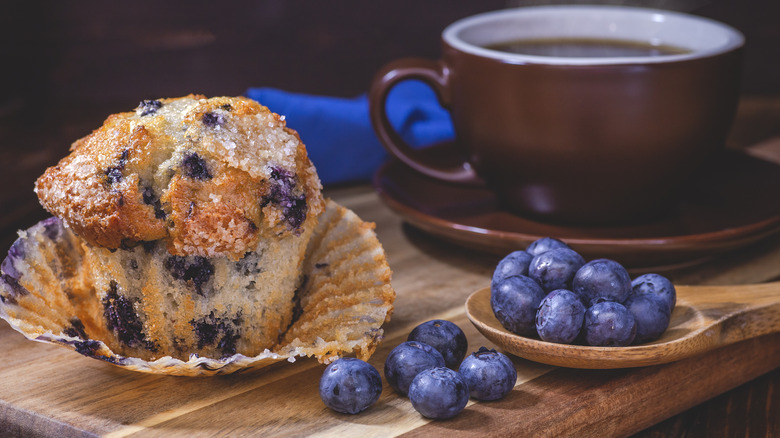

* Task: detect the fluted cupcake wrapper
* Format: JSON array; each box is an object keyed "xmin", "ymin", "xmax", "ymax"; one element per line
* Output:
[{"xmin": 0, "ymin": 200, "xmax": 395, "ymax": 376}]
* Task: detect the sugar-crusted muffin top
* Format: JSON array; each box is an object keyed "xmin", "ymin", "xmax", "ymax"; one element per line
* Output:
[{"xmin": 35, "ymin": 95, "xmax": 324, "ymax": 259}]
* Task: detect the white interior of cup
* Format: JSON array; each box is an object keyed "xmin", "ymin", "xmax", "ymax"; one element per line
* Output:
[{"xmin": 444, "ymin": 5, "xmax": 745, "ymax": 65}]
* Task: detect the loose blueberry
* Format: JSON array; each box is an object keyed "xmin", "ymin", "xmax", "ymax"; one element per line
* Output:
[
  {"xmin": 137, "ymin": 99, "xmax": 162, "ymax": 116},
  {"xmin": 631, "ymin": 273, "xmax": 677, "ymax": 314},
  {"xmin": 528, "ymin": 248, "xmax": 585, "ymax": 292},
  {"xmin": 583, "ymin": 301, "xmax": 636, "ymax": 347},
  {"xmin": 624, "ymin": 293, "xmax": 671, "ymax": 344},
  {"xmin": 181, "ymin": 152, "xmax": 213, "ymax": 180},
  {"xmin": 573, "ymin": 259, "xmax": 632, "ymax": 306},
  {"xmin": 492, "ymin": 250, "xmax": 533, "ymax": 285},
  {"xmin": 408, "ymin": 367, "xmax": 469, "ymax": 420},
  {"xmin": 526, "ymin": 237, "xmax": 570, "ymax": 256},
  {"xmin": 407, "ymin": 320, "xmax": 468, "ymax": 369},
  {"xmin": 491, "ymin": 275, "xmax": 546, "ymax": 336},
  {"xmin": 458, "ymin": 347, "xmax": 517, "ymax": 401},
  {"xmin": 384, "ymin": 341, "xmax": 446, "ymax": 396},
  {"xmin": 535, "ymin": 289, "xmax": 586, "ymax": 344},
  {"xmin": 319, "ymin": 358, "xmax": 383, "ymax": 414}
]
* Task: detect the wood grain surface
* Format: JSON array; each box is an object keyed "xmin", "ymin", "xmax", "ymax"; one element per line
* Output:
[
  {"xmin": 0, "ymin": 100, "xmax": 779, "ymax": 436},
  {"xmin": 0, "ymin": 179, "xmax": 779, "ymax": 437}
]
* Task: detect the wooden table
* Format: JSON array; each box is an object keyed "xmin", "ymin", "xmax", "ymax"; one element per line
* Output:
[{"xmin": 0, "ymin": 98, "xmax": 779, "ymax": 436}]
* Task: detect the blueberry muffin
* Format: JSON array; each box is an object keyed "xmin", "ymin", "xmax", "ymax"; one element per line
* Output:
[
  {"xmin": 28, "ymin": 95, "xmax": 328, "ymax": 361},
  {"xmin": 0, "ymin": 198, "xmax": 395, "ymax": 375}
]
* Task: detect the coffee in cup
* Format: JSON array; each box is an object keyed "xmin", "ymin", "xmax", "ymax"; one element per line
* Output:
[{"xmin": 369, "ymin": 5, "xmax": 744, "ymax": 225}]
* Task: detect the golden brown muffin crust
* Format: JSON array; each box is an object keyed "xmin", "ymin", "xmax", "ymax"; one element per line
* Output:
[{"xmin": 35, "ymin": 95, "xmax": 324, "ymax": 260}]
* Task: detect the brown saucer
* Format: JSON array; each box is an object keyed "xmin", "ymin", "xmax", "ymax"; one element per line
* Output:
[{"xmin": 373, "ymin": 143, "xmax": 780, "ymax": 270}]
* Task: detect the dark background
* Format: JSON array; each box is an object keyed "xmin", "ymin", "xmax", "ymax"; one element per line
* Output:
[
  {"xmin": 1, "ymin": 0, "xmax": 778, "ymax": 113},
  {"xmin": 0, "ymin": 0, "xmax": 777, "ymax": 265},
  {"xmin": 2, "ymin": 0, "xmax": 777, "ymax": 203},
  {"xmin": 1, "ymin": 0, "xmax": 777, "ymax": 183}
]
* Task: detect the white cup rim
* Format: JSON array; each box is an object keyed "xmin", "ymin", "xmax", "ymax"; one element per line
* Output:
[{"xmin": 443, "ymin": 5, "xmax": 745, "ymax": 66}]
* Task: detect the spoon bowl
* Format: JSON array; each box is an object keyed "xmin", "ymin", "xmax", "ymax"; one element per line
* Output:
[{"xmin": 465, "ymin": 282, "xmax": 780, "ymax": 369}]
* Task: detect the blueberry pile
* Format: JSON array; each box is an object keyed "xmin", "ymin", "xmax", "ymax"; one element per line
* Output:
[
  {"xmin": 492, "ymin": 237, "xmax": 676, "ymax": 347},
  {"xmin": 319, "ymin": 319, "xmax": 517, "ymax": 420}
]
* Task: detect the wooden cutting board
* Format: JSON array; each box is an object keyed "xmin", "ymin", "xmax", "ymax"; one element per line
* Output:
[
  {"xmin": 1, "ymin": 313, "xmax": 778, "ymax": 438},
  {"xmin": 1, "ymin": 186, "xmax": 779, "ymax": 437}
]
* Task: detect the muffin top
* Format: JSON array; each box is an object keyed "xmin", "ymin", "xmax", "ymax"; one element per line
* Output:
[{"xmin": 35, "ymin": 95, "xmax": 324, "ymax": 259}]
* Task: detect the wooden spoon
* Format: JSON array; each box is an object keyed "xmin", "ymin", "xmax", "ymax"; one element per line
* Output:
[{"xmin": 465, "ymin": 282, "xmax": 780, "ymax": 369}]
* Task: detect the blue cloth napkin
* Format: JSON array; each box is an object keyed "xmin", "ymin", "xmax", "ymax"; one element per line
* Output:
[{"xmin": 246, "ymin": 81, "xmax": 454, "ymax": 185}]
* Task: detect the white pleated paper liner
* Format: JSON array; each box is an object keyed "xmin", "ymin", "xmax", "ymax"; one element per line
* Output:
[{"xmin": 0, "ymin": 200, "xmax": 395, "ymax": 376}]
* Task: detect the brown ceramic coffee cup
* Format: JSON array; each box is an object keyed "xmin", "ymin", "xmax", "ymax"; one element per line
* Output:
[{"xmin": 369, "ymin": 5, "xmax": 744, "ymax": 225}]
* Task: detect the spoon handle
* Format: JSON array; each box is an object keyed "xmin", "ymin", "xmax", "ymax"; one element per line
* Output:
[
  {"xmin": 678, "ymin": 281, "xmax": 780, "ymax": 346},
  {"xmin": 678, "ymin": 281, "xmax": 779, "ymax": 308},
  {"xmin": 718, "ymin": 302, "xmax": 780, "ymax": 345}
]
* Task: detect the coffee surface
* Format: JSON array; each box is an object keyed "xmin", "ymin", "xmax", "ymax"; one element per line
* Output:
[{"xmin": 485, "ymin": 38, "xmax": 691, "ymax": 57}]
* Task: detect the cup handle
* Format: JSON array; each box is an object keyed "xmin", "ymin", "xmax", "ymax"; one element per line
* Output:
[{"xmin": 369, "ymin": 58, "xmax": 481, "ymax": 184}]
